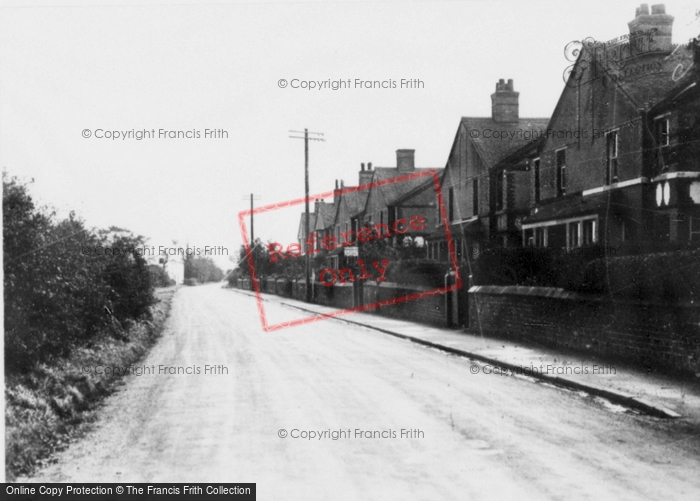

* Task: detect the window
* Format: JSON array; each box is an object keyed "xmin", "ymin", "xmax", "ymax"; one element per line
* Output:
[
  {"xmin": 654, "ymin": 117, "xmax": 670, "ymax": 174},
  {"xmin": 345, "ymin": 221, "xmax": 354, "ymax": 244},
  {"xmin": 535, "ymin": 227, "xmax": 547, "ymax": 247},
  {"xmin": 533, "ymin": 158, "xmax": 541, "ymax": 203},
  {"xmin": 472, "ymin": 179, "xmax": 479, "ymax": 215},
  {"xmin": 606, "ymin": 130, "xmax": 618, "ymax": 184},
  {"xmin": 448, "ymin": 187, "xmax": 455, "ymax": 222},
  {"xmin": 556, "ymin": 149, "xmax": 567, "ymax": 196},
  {"xmin": 690, "ymin": 216, "xmax": 700, "ymax": 242},
  {"xmin": 655, "ymin": 117, "xmax": 669, "ymax": 147},
  {"xmin": 583, "ymin": 219, "xmax": 597, "ymax": 245},
  {"xmin": 493, "ymin": 171, "xmax": 505, "ymax": 210},
  {"xmin": 568, "ymin": 222, "xmax": 581, "ymax": 249}
]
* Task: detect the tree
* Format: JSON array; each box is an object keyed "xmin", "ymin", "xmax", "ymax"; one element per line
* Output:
[
  {"xmin": 3, "ymin": 172, "xmax": 155, "ymax": 372},
  {"xmin": 185, "ymin": 253, "xmax": 224, "ymax": 283}
]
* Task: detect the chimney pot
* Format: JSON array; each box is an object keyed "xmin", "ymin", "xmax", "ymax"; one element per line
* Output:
[
  {"xmin": 368, "ymin": 162, "xmax": 372, "ymax": 170},
  {"xmin": 651, "ymin": 4, "xmax": 664, "ymax": 14},
  {"xmin": 361, "ymin": 162, "xmax": 365, "ymax": 171}
]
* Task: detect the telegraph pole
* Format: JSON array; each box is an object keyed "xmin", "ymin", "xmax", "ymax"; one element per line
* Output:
[
  {"xmin": 241, "ymin": 194, "xmax": 261, "ymax": 252},
  {"xmin": 250, "ymin": 193, "xmax": 255, "ymax": 246},
  {"xmin": 241, "ymin": 194, "xmax": 261, "ymax": 289},
  {"xmin": 289, "ymin": 128, "xmax": 325, "ymax": 302}
]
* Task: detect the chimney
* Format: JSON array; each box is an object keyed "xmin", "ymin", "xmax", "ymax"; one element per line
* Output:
[
  {"xmin": 491, "ymin": 79, "xmax": 519, "ymax": 123},
  {"xmin": 334, "ymin": 179, "xmax": 340, "ymax": 205},
  {"xmin": 628, "ymin": 4, "xmax": 674, "ymax": 53},
  {"xmin": 359, "ymin": 162, "xmax": 373, "ymax": 186},
  {"xmin": 396, "ymin": 149, "xmax": 415, "ymax": 172}
]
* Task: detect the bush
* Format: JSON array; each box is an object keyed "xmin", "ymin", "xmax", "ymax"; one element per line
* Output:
[
  {"xmin": 386, "ymin": 259, "xmax": 453, "ymax": 287},
  {"xmin": 184, "ymin": 278, "xmax": 199, "ymax": 286},
  {"xmin": 468, "ymin": 245, "xmax": 613, "ymax": 289},
  {"xmin": 184, "ymin": 255, "xmax": 224, "ymax": 283},
  {"xmin": 579, "ymin": 248, "xmax": 700, "ymax": 300},
  {"xmin": 3, "ymin": 173, "xmax": 155, "ymax": 373},
  {"xmin": 148, "ymin": 265, "xmax": 175, "ymax": 287}
]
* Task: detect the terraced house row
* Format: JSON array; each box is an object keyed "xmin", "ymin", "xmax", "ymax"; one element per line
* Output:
[{"xmin": 299, "ymin": 4, "xmax": 700, "ymax": 270}]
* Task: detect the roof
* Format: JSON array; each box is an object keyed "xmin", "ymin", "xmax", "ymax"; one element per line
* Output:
[
  {"xmin": 335, "ymin": 189, "xmax": 369, "ymax": 221},
  {"xmin": 494, "ymin": 135, "xmax": 546, "ymax": 170},
  {"xmin": 459, "ymin": 116, "xmax": 550, "ymax": 167},
  {"xmin": 370, "ymin": 167, "xmax": 444, "ymax": 207},
  {"xmin": 346, "ymin": 190, "xmax": 368, "ymax": 216},
  {"xmin": 314, "ymin": 201, "xmax": 336, "ymax": 229},
  {"xmin": 604, "ymin": 44, "xmax": 695, "ymax": 109},
  {"xmin": 297, "ymin": 212, "xmax": 312, "ymax": 240}
]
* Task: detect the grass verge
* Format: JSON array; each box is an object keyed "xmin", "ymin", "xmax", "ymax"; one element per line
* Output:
[{"xmin": 4, "ymin": 286, "xmax": 177, "ymax": 480}]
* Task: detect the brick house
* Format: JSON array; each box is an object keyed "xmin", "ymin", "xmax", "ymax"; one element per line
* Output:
[
  {"xmin": 361, "ymin": 150, "xmax": 443, "ymax": 248},
  {"xmin": 490, "ymin": 137, "xmax": 545, "ymax": 249},
  {"xmin": 428, "ymin": 79, "xmax": 548, "ymax": 261},
  {"xmin": 320, "ymin": 179, "xmax": 369, "ymax": 270},
  {"xmin": 296, "ymin": 200, "xmax": 336, "ymax": 252},
  {"xmin": 521, "ymin": 4, "xmax": 699, "ymax": 252}
]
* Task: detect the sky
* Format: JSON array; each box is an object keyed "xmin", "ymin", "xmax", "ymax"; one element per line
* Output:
[{"xmin": 1, "ymin": 0, "xmax": 698, "ymax": 271}]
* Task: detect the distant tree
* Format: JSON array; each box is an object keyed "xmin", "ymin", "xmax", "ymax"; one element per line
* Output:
[
  {"xmin": 237, "ymin": 239, "xmax": 279, "ymax": 278},
  {"xmin": 185, "ymin": 254, "xmax": 224, "ymax": 283}
]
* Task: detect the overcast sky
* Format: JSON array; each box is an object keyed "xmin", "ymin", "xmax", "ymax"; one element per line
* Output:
[{"xmin": 2, "ymin": 0, "xmax": 698, "ymax": 270}]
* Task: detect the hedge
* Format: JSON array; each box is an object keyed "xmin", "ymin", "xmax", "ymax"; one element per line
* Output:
[{"xmin": 580, "ymin": 248, "xmax": 700, "ymax": 300}]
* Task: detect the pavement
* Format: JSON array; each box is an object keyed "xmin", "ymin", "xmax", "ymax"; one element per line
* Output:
[{"xmin": 236, "ymin": 287, "xmax": 700, "ymax": 424}]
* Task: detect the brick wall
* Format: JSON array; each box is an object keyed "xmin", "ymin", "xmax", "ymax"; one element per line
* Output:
[
  {"xmin": 469, "ymin": 285, "xmax": 700, "ymax": 375},
  {"xmin": 362, "ymin": 283, "xmax": 445, "ymax": 326}
]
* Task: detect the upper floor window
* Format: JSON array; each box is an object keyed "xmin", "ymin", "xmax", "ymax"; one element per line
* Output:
[
  {"xmin": 495, "ymin": 170, "xmax": 505, "ymax": 211},
  {"xmin": 606, "ymin": 130, "xmax": 619, "ymax": 184},
  {"xmin": 533, "ymin": 158, "xmax": 541, "ymax": 204},
  {"xmin": 556, "ymin": 149, "xmax": 567, "ymax": 197},
  {"xmin": 654, "ymin": 116, "xmax": 671, "ymax": 174},
  {"xmin": 655, "ymin": 117, "xmax": 669, "ymax": 147},
  {"xmin": 472, "ymin": 179, "xmax": 479, "ymax": 215},
  {"xmin": 448, "ymin": 187, "xmax": 455, "ymax": 222}
]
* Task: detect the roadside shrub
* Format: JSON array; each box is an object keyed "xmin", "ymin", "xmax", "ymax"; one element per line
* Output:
[
  {"xmin": 184, "ymin": 254, "xmax": 224, "ymax": 283},
  {"xmin": 148, "ymin": 264, "xmax": 175, "ymax": 287},
  {"xmin": 226, "ymin": 267, "xmax": 243, "ymax": 287},
  {"xmin": 469, "ymin": 245, "xmax": 613, "ymax": 289},
  {"xmin": 579, "ymin": 248, "xmax": 700, "ymax": 300},
  {"xmin": 3, "ymin": 173, "xmax": 155, "ymax": 373},
  {"xmin": 386, "ymin": 259, "xmax": 453, "ymax": 287},
  {"xmin": 184, "ymin": 278, "xmax": 199, "ymax": 286}
]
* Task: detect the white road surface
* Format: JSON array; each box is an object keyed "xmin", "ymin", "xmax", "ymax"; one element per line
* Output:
[{"xmin": 26, "ymin": 284, "xmax": 700, "ymax": 500}]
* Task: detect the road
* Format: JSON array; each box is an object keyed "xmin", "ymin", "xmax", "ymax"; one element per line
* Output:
[{"xmin": 25, "ymin": 284, "xmax": 700, "ymax": 500}]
